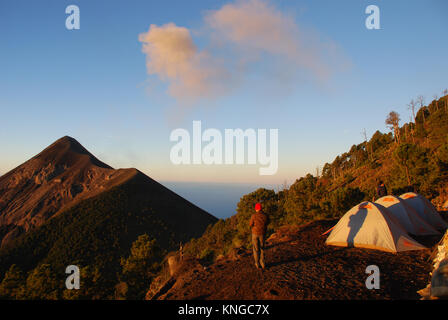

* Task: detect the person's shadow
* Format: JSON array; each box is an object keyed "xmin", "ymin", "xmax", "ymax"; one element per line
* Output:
[{"xmin": 347, "ymin": 207, "xmax": 368, "ymax": 247}]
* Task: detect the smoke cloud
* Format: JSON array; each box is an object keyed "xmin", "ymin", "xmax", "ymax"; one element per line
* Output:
[
  {"xmin": 138, "ymin": 23, "xmax": 230, "ymax": 103},
  {"xmin": 139, "ymin": 0, "xmax": 347, "ymax": 105},
  {"xmin": 205, "ymin": 0, "xmax": 333, "ymax": 80}
]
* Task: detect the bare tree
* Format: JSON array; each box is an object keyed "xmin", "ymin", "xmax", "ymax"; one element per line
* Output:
[
  {"xmin": 279, "ymin": 180, "xmax": 289, "ymax": 192},
  {"xmin": 443, "ymin": 89, "xmax": 448, "ymax": 112},
  {"xmin": 409, "ymin": 116, "xmax": 415, "ymax": 144},
  {"xmin": 361, "ymin": 128, "xmax": 373, "ymax": 161},
  {"xmin": 386, "ymin": 111, "xmax": 401, "ymax": 144},
  {"xmin": 433, "ymin": 94, "xmax": 439, "ymax": 111},
  {"xmin": 407, "ymin": 99, "xmax": 416, "ymax": 123},
  {"xmin": 361, "ymin": 128, "xmax": 367, "ymax": 143},
  {"xmin": 404, "ymin": 122, "xmax": 409, "ymax": 141},
  {"xmin": 416, "ymin": 95, "xmax": 426, "ymax": 123}
]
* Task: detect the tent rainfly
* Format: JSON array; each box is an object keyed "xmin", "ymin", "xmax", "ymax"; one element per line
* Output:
[
  {"xmin": 375, "ymin": 195, "xmax": 440, "ymax": 236},
  {"xmin": 326, "ymin": 202, "xmax": 426, "ymax": 253},
  {"xmin": 400, "ymin": 193, "xmax": 448, "ymax": 231}
]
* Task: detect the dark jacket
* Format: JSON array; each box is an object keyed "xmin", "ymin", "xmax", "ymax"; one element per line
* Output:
[
  {"xmin": 249, "ymin": 211, "xmax": 269, "ymax": 235},
  {"xmin": 376, "ymin": 184, "xmax": 388, "ymax": 198}
]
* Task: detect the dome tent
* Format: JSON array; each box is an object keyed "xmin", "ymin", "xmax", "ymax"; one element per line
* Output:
[
  {"xmin": 326, "ymin": 202, "xmax": 426, "ymax": 253},
  {"xmin": 375, "ymin": 195, "xmax": 440, "ymax": 236},
  {"xmin": 400, "ymin": 193, "xmax": 448, "ymax": 231}
]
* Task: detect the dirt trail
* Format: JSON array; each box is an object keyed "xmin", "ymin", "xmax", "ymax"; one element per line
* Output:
[{"xmin": 156, "ymin": 219, "xmax": 439, "ymax": 300}]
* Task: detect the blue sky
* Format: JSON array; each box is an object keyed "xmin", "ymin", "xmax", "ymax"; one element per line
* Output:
[{"xmin": 1, "ymin": 0, "xmax": 447, "ymax": 185}]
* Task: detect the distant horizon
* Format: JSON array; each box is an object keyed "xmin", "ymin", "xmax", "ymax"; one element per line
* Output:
[
  {"xmin": 0, "ymin": 133, "xmax": 299, "ymax": 185},
  {"xmin": 0, "ymin": 135, "xmax": 281, "ymax": 219},
  {"xmin": 161, "ymin": 180, "xmax": 279, "ymax": 219},
  {"xmin": 0, "ymin": 134, "xmax": 296, "ymax": 185}
]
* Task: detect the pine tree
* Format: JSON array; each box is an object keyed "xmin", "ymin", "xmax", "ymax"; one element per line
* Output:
[
  {"xmin": 119, "ymin": 235, "xmax": 164, "ymax": 299},
  {"xmin": 393, "ymin": 143, "xmax": 428, "ymax": 187},
  {"xmin": 386, "ymin": 111, "xmax": 401, "ymax": 144}
]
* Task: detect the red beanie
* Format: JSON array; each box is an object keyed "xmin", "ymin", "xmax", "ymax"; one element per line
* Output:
[{"xmin": 255, "ymin": 203, "xmax": 262, "ymax": 211}]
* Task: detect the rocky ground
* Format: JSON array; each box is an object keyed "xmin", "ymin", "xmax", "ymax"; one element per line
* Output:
[{"xmin": 151, "ymin": 219, "xmax": 444, "ymax": 300}]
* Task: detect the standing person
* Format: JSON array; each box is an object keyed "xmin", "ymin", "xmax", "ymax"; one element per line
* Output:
[
  {"xmin": 376, "ymin": 180, "xmax": 388, "ymax": 199},
  {"xmin": 249, "ymin": 203, "xmax": 269, "ymax": 269}
]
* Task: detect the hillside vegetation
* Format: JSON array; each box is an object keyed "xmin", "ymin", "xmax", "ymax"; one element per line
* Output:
[{"xmin": 183, "ymin": 94, "xmax": 448, "ymax": 263}]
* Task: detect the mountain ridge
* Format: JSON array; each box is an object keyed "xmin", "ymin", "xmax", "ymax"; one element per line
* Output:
[
  {"xmin": 0, "ymin": 136, "xmax": 138, "ymax": 246},
  {"xmin": 0, "ymin": 135, "xmax": 216, "ymax": 248},
  {"xmin": 0, "ymin": 136, "xmax": 217, "ymax": 299}
]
